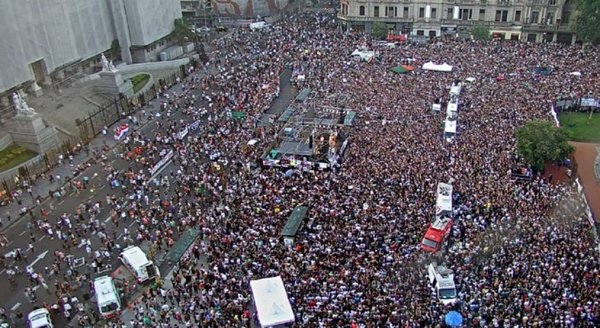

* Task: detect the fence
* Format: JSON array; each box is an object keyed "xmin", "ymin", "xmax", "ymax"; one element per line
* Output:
[{"xmin": 0, "ymin": 136, "xmax": 81, "ymax": 197}]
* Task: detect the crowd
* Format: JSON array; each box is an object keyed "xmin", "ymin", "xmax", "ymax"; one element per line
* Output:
[{"xmin": 4, "ymin": 11, "xmax": 600, "ymax": 328}]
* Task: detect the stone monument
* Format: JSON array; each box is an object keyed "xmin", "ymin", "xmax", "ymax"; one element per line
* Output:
[
  {"xmin": 95, "ymin": 54, "xmax": 133, "ymax": 97},
  {"xmin": 8, "ymin": 92, "xmax": 60, "ymax": 154}
]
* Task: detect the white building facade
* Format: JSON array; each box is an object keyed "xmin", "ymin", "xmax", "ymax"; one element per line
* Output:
[
  {"xmin": 337, "ymin": 0, "xmax": 576, "ymax": 43},
  {"xmin": 0, "ymin": 0, "xmax": 182, "ymax": 98}
]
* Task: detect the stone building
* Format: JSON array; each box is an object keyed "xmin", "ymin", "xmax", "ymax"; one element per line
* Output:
[
  {"xmin": 0, "ymin": 0, "xmax": 182, "ymax": 108},
  {"xmin": 337, "ymin": 0, "xmax": 576, "ymax": 43}
]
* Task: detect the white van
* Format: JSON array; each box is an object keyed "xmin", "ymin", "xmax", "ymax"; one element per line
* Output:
[
  {"xmin": 119, "ymin": 246, "xmax": 160, "ymax": 283},
  {"xmin": 27, "ymin": 308, "xmax": 53, "ymax": 328},
  {"xmin": 427, "ymin": 263, "xmax": 458, "ymax": 305},
  {"xmin": 94, "ymin": 276, "xmax": 121, "ymax": 318}
]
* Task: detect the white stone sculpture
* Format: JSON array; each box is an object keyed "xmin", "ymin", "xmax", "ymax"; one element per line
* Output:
[
  {"xmin": 101, "ymin": 54, "xmax": 110, "ymax": 71},
  {"xmin": 108, "ymin": 60, "xmax": 118, "ymax": 72},
  {"xmin": 12, "ymin": 92, "xmax": 35, "ymax": 116}
]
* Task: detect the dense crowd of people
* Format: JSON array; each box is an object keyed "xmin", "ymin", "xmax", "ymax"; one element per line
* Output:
[{"xmin": 4, "ymin": 11, "xmax": 600, "ymax": 328}]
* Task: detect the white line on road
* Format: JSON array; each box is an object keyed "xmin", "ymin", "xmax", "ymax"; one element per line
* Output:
[
  {"xmin": 39, "ymin": 235, "xmax": 46, "ymax": 242},
  {"xmin": 0, "ymin": 269, "xmax": 5, "ymax": 274},
  {"xmin": 104, "ymin": 216, "xmax": 111, "ymax": 223},
  {"xmin": 19, "ymin": 230, "xmax": 27, "ymax": 236},
  {"xmin": 32, "ymin": 285, "xmax": 41, "ymax": 291},
  {"xmin": 58, "ymin": 200, "xmax": 64, "ymax": 205},
  {"xmin": 6, "ymin": 241, "xmax": 13, "ymax": 246},
  {"xmin": 10, "ymin": 303, "xmax": 21, "ymax": 311},
  {"xmin": 100, "ymin": 184, "xmax": 106, "ymax": 190},
  {"xmin": 128, "ymin": 221, "xmax": 136, "ymax": 227}
]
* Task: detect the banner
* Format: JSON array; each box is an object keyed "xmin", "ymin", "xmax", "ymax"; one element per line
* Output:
[
  {"xmin": 177, "ymin": 127, "xmax": 189, "ymax": 140},
  {"xmin": 114, "ymin": 124, "xmax": 129, "ymax": 141},
  {"xmin": 189, "ymin": 120, "xmax": 201, "ymax": 131},
  {"xmin": 149, "ymin": 150, "xmax": 174, "ymax": 176}
]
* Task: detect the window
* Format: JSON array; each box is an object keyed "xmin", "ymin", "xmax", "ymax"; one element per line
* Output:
[
  {"xmin": 531, "ymin": 11, "xmax": 539, "ymax": 24},
  {"xmin": 404, "ymin": 7, "xmax": 409, "ymax": 18},
  {"xmin": 374, "ymin": 6, "xmax": 379, "ymax": 17},
  {"xmin": 447, "ymin": 8, "xmax": 453, "ymax": 20},
  {"xmin": 479, "ymin": 9, "xmax": 485, "ymax": 21},
  {"xmin": 527, "ymin": 33, "xmax": 537, "ymax": 42},
  {"xmin": 549, "ymin": 0, "xmax": 556, "ymax": 4},
  {"xmin": 515, "ymin": 10, "xmax": 521, "ymax": 22},
  {"xmin": 419, "ymin": 7, "xmax": 425, "ymax": 18},
  {"xmin": 495, "ymin": 10, "xmax": 501, "ymax": 22},
  {"xmin": 461, "ymin": 9, "xmax": 471, "ymax": 20},
  {"xmin": 359, "ymin": 5, "xmax": 365, "ymax": 16},
  {"xmin": 429, "ymin": 30, "xmax": 437, "ymax": 37},
  {"xmin": 502, "ymin": 10, "xmax": 508, "ymax": 22},
  {"xmin": 417, "ymin": 30, "xmax": 425, "ymax": 36},
  {"xmin": 387, "ymin": 6, "xmax": 396, "ymax": 18},
  {"xmin": 431, "ymin": 8, "xmax": 437, "ymax": 19},
  {"xmin": 546, "ymin": 13, "xmax": 554, "ymax": 25}
]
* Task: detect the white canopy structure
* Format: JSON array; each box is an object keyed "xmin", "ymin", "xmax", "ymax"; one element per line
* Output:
[
  {"xmin": 351, "ymin": 50, "xmax": 375, "ymax": 62},
  {"xmin": 423, "ymin": 62, "xmax": 453, "ymax": 72},
  {"xmin": 250, "ymin": 276, "xmax": 295, "ymax": 327}
]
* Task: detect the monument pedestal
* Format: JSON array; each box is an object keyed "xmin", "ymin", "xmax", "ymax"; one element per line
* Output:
[
  {"xmin": 95, "ymin": 71, "xmax": 133, "ymax": 97},
  {"xmin": 8, "ymin": 113, "xmax": 60, "ymax": 154},
  {"xmin": 30, "ymin": 82, "xmax": 44, "ymax": 97}
]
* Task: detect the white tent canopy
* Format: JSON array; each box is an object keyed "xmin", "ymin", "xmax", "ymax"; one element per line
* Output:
[
  {"xmin": 423, "ymin": 61, "xmax": 453, "ymax": 72},
  {"xmin": 250, "ymin": 276, "xmax": 295, "ymax": 327}
]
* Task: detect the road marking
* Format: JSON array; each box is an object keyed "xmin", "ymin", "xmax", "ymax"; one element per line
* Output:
[
  {"xmin": 39, "ymin": 235, "xmax": 46, "ymax": 242},
  {"xmin": 100, "ymin": 184, "xmax": 106, "ymax": 190},
  {"xmin": 26, "ymin": 250, "xmax": 49, "ymax": 270},
  {"xmin": 104, "ymin": 216, "xmax": 112, "ymax": 223},
  {"xmin": 7, "ymin": 241, "xmax": 13, "ymax": 246},
  {"xmin": 0, "ymin": 269, "xmax": 5, "ymax": 274},
  {"xmin": 32, "ymin": 285, "xmax": 41, "ymax": 291},
  {"xmin": 58, "ymin": 200, "xmax": 64, "ymax": 205},
  {"xmin": 128, "ymin": 221, "xmax": 136, "ymax": 227},
  {"xmin": 10, "ymin": 303, "xmax": 21, "ymax": 311},
  {"xmin": 19, "ymin": 231, "xmax": 27, "ymax": 236}
]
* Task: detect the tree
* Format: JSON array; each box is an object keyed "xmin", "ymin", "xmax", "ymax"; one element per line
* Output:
[
  {"xmin": 372, "ymin": 22, "xmax": 388, "ymax": 39},
  {"xmin": 516, "ymin": 120, "xmax": 574, "ymax": 171},
  {"xmin": 173, "ymin": 18, "xmax": 195, "ymax": 46},
  {"xmin": 471, "ymin": 25, "xmax": 490, "ymax": 41},
  {"xmin": 571, "ymin": 0, "xmax": 600, "ymax": 44}
]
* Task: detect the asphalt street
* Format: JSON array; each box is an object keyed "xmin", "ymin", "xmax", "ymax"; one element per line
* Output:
[{"xmin": 0, "ymin": 60, "xmax": 222, "ymax": 327}]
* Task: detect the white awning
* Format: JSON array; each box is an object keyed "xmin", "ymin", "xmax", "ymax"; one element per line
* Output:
[
  {"xmin": 250, "ymin": 276, "xmax": 295, "ymax": 327},
  {"xmin": 423, "ymin": 61, "xmax": 453, "ymax": 72}
]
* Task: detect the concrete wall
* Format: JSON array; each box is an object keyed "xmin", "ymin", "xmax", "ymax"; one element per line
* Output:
[
  {"xmin": 0, "ymin": 0, "xmax": 115, "ymax": 92},
  {"xmin": 0, "ymin": 133, "xmax": 13, "ymax": 151},
  {"xmin": 117, "ymin": 58, "xmax": 190, "ymax": 74},
  {"xmin": 124, "ymin": 0, "xmax": 182, "ymax": 46},
  {"xmin": 0, "ymin": 0, "xmax": 182, "ymax": 94}
]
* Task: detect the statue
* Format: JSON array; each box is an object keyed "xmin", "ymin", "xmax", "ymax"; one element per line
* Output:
[
  {"xmin": 12, "ymin": 92, "xmax": 35, "ymax": 116},
  {"xmin": 108, "ymin": 60, "xmax": 118, "ymax": 73},
  {"xmin": 100, "ymin": 54, "xmax": 110, "ymax": 72}
]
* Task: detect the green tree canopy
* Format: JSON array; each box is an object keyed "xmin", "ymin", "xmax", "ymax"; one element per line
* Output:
[
  {"xmin": 471, "ymin": 25, "xmax": 490, "ymax": 41},
  {"xmin": 372, "ymin": 22, "xmax": 388, "ymax": 39},
  {"xmin": 516, "ymin": 120, "xmax": 574, "ymax": 171},
  {"xmin": 173, "ymin": 18, "xmax": 195, "ymax": 46},
  {"xmin": 571, "ymin": 0, "xmax": 600, "ymax": 44}
]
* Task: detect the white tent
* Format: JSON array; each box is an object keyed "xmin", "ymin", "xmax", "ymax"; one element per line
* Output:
[
  {"xmin": 250, "ymin": 276, "xmax": 295, "ymax": 327},
  {"xmin": 423, "ymin": 61, "xmax": 453, "ymax": 72}
]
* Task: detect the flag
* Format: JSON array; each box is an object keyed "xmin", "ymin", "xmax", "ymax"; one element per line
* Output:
[{"xmin": 114, "ymin": 124, "xmax": 129, "ymax": 140}]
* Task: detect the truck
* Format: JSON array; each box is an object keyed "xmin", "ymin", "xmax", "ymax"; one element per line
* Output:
[
  {"xmin": 421, "ymin": 216, "xmax": 453, "ymax": 252},
  {"xmin": 427, "ymin": 263, "xmax": 458, "ymax": 305}
]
